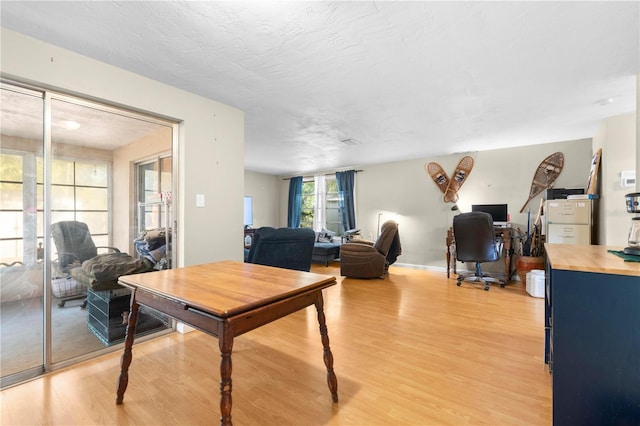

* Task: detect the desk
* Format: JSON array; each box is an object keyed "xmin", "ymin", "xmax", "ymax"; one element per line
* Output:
[
  {"xmin": 243, "ymin": 228, "xmax": 255, "ymax": 248},
  {"xmin": 115, "ymin": 260, "xmax": 338, "ymax": 426},
  {"xmin": 446, "ymin": 226, "xmax": 513, "ymax": 282},
  {"xmin": 545, "ymin": 244, "xmax": 640, "ymax": 424}
]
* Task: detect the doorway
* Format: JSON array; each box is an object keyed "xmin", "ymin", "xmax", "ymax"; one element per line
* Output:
[{"xmin": 0, "ymin": 81, "xmax": 178, "ymax": 387}]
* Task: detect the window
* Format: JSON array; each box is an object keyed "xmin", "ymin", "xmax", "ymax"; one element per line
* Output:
[
  {"xmin": 0, "ymin": 152, "xmax": 30, "ymax": 266},
  {"xmin": 0, "ymin": 151, "xmax": 110, "ymax": 265},
  {"xmin": 45, "ymin": 158, "xmax": 110, "ymax": 246},
  {"xmin": 300, "ymin": 176, "xmax": 342, "ymax": 235},
  {"xmin": 325, "ymin": 179, "xmax": 341, "ymax": 233},
  {"xmin": 137, "ymin": 155, "xmax": 172, "ymax": 231},
  {"xmin": 300, "ymin": 180, "xmax": 314, "ymax": 229}
]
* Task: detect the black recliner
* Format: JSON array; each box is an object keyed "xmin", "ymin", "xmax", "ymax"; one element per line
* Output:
[
  {"xmin": 452, "ymin": 212, "xmax": 505, "ymax": 291},
  {"xmin": 245, "ymin": 227, "xmax": 315, "ymax": 272}
]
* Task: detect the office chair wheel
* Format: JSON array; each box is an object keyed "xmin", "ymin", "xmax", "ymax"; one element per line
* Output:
[
  {"xmin": 500, "ymin": 283, "xmax": 506, "ymax": 288},
  {"xmin": 484, "ymin": 283, "xmax": 490, "ymax": 291},
  {"xmin": 456, "ymin": 280, "xmax": 462, "ymax": 286}
]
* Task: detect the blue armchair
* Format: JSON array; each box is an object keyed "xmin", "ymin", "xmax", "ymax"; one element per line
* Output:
[{"xmin": 245, "ymin": 227, "xmax": 315, "ymax": 272}]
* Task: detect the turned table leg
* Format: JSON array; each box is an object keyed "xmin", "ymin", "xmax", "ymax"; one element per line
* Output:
[
  {"xmin": 446, "ymin": 230, "xmax": 452, "ymax": 278},
  {"xmin": 503, "ymin": 231, "xmax": 512, "ymax": 283},
  {"xmin": 219, "ymin": 323, "xmax": 234, "ymax": 426},
  {"xmin": 116, "ymin": 293, "xmax": 140, "ymax": 404},
  {"xmin": 314, "ymin": 292, "xmax": 338, "ymax": 403}
]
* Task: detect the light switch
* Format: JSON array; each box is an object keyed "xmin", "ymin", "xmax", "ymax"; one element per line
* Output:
[{"xmin": 196, "ymin": 194, "xmax": 205, "ymax": 207}]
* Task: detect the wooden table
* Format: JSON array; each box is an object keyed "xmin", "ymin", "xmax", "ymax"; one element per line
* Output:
[
  {"xmin": 446, "ymin": 226, "xmax": 514, "ymax": 281},
  {"xmin": 115, "ymin": 260, "xmax": 338, "ymax": 425}
]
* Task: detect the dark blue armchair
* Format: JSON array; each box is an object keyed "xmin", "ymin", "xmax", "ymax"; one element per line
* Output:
[{"xmin": 245, "ymin": 227, "xmax": 315, "ymax": 272}]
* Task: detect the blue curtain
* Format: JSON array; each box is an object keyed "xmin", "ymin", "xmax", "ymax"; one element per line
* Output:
[
  {"xmin": 336, "ymin": 170, "xmax": 356, "ymax": 232},
  {"xmin": 287, "ymin": 176, "xmax": 303, "ymax": 228}
]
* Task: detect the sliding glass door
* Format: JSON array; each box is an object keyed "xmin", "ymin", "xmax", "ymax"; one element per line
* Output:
[
  {"xmin": 0, "ymin": 82, "xmax": 178, "ymax": 387},
  {"xmin": 0, "ymin": 85, "xmax": 45, "ymax": 383}
]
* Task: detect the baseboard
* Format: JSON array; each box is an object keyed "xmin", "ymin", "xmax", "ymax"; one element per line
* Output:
[
  {"xmin": 177, "ymin": 322, "xmax": 195, "ymax": 334},
  {"xmin": 393, "ymin": 262, "xmax": 447, "ymax": 273}
]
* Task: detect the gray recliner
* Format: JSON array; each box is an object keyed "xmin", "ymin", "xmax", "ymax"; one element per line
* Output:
[
  {"xmin": 339, "ymin": 221, "xmax": 401, "ymax": 278},
  {"xmin": 51, "ymin": 221, "xmax": 122, "ymax": 307},
  {"xmin": 51, "ymin": 221, "xmax": 150, "ymax": 306}
]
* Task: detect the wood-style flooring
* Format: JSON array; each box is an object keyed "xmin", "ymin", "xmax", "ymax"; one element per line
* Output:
[{"xmin": 0, "ymin": 264, "xmax": 551, "ymax": 425}]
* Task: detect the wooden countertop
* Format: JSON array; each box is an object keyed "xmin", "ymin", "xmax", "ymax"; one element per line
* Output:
[
  {"xmin": 118, "ymin": 260, "xmax": 336, "ymax": 318},
  {"xmin": 545, "ymin": 244, "xmax": 640, "ymax": 277}
]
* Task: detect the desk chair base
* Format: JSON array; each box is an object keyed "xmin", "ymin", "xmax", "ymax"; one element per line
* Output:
[{"xmin": 456, "ymin": 263, "xmax": 506, "ymax": 291}]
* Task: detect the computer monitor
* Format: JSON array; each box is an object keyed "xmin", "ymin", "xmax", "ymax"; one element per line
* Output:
[{"xmin": 471, "ymin": 204, "xmax": 508, "ymax": 225}]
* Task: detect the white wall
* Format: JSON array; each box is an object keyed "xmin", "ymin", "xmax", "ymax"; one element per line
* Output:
[
  {"xmin": 276, "ymin": 138, "xmax": 592, "ymax": 270},
  {"xmin": 244, "ymin": 171, "xmax": 280, "ymax": 228},
  {"xmin": 592, "ymin": 112, "xmax": 637, "ymax": 246},
  {"xmin": 1, "ymin": 29, "xmax": 245, "ymax": 266}
]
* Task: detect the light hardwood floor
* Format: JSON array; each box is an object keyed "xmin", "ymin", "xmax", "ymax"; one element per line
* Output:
[{"xmin": 1, "ymin": 264, "xmax": 551, "ymax": 425}]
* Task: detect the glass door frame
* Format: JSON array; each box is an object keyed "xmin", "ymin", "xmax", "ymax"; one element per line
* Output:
[{"xmin": 1, "ymin": 79, "xmax": 180, "ymax": 386}]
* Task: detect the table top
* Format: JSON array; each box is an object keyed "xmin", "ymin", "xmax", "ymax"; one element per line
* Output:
[
  {"xmin": 545, "ymin": 244, "xmax": 640, "ymax": 277},
  {"xmin": 118, "ymin": 260, "xmax": 337, "ymax": 318}
]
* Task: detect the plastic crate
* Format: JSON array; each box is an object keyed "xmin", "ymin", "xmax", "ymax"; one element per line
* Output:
[{"xmin": 51, "ymin": 276, "xmax": 86, "ymax": 298}]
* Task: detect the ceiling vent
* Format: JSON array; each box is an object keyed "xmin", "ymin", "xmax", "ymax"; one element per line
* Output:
[{"xmin": 340, "ymin": 138, "xmax": 362, "ymax": 146}]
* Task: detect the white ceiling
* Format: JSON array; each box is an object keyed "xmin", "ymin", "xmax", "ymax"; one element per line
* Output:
[{"xmin": 1, "ymin": 1, "xmax": 638, "ymax": 176}]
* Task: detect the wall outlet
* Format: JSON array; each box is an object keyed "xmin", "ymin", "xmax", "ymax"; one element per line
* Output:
[{"xmin": 196, "ymin": 194, "xmax": 205, "ymax": 207}]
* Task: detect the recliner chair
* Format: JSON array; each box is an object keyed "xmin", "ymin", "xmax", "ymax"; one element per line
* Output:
[
  {"xmin": 339, "ymin": 220, "xmax": 401, "ymax": 278},
  {"xmin": 452, "ymin": 211, "xmax": 505, "ymax": 291},
  {"xmin": 245, "ymin": 227, "xmax": 316, "ymax": 272},
  {"xmin": 51, "ymin": 221, "xmax": 121, "ymax": 307},
  {"xmin": 51, "ymin": 221, "xmax": 120, "ymax": 273}
]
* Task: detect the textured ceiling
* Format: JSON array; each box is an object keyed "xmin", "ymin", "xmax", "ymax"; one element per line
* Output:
[{"xmin": 1, "ymin": 1, "xmax": 638, "ymax": 175}]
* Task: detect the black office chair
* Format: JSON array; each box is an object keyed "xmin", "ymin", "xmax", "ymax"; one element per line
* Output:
[{"xmin": 452, "ymin": 212, "xmax": 505, "ymax": 291}]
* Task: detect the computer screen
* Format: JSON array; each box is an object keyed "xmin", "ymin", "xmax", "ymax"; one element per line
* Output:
[{"xmin": 471, "ymin": 204, "xmax": 508, "ymax": 223}]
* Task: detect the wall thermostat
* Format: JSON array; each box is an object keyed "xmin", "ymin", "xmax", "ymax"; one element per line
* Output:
[{"xmin": 620, "ymin": 170, "xmax": 636, "ymax": 188}]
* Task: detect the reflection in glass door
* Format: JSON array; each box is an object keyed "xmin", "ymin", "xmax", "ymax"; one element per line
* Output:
[
  {"xmin": 0, "ymin": 86, "xmax": 45, "ymax": 385},
  {"xmin": 1, "ymin": 82, "xmax": 177, "ymax": 388}
]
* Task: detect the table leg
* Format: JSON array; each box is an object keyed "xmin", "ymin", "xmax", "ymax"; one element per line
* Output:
[
  {"xmin": 446, "ymin": 229, "xmax": 455, "ymax": 278},
  {"xmin": 219, "ymin": 323, "xmax": 234, "ymax": 426},
  {"xmin": 503, "ymin": 253, "xmax": 511, "ymax": 282},
  {"xmin": 314, "ymin": 292, "xmax": 338, "ymax": 403},
  {"xmin": 446, "ymin": 245, "xmax": 451, "ymax": 278},
  {"xmin": 503, "ymin": 232, "xmax": 512, "ymax": 283},
  {"xmin": 116, "ymin": 294, "xmax": 140, "ymax": 404}
]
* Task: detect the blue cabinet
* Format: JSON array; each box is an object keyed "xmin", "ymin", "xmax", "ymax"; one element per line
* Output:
[{"xmin": 545, "ymin": 245, "xmax": 640, "ymax": 425}]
